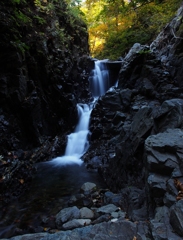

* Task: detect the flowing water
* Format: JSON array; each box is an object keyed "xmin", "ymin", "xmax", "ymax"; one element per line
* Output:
[
  {"xmin": 50, "ymin": 103, "xmax": 92, "ymax": 166},
  {"xmin": 0, "ymin": 60, "xmax": 117, "ymax": 238},
  {"xmin": 89, "ymin": 60, "xmax": 110, "ymax": 97},
  {"xmin": 50, "ymin": 60, "xmax": 112, "ymax": 166}
]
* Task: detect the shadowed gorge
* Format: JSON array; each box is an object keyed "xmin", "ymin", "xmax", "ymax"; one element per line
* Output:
[{"xmin": 1, "ymin": 0, "xmax": 183, "ymax": 239}]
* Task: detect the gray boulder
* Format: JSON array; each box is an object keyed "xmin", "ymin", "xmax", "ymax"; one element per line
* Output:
[
  {"xmin": 56, "ymin": 206, "xmax": 80, "ymax": 229},
  {"xmin": 62, "ymin": 219, "xmax": 91, "ymax": 230},
  {"xmin": 170, "ymin": 199, "xmax": 183, "ymax": 237},
  {"xmin": 80, "ymin": 207, "xmax": 94, "ymax": 219},
  {"xmin": 150, "ymin": 206, "xmax": 181, "ymax": 240},
  {"xmin": 3, "ymin": 219, "xmax": 149, "ymax": 240},
  {"xmin": 154, "ymin": 99, "xmax": 183, "ymax": 132},
  {"xmin": 80, "ymin": 182, "xmax": 96, "ymax": 194},
  {"xmin": 96, "ymin": 204, "xmax": 119, "ymax": 214}
]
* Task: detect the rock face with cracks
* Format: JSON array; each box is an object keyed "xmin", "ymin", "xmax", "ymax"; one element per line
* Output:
[{"xmin": 83, "ymin": 4, "xmax": 183, "ymax": 239}]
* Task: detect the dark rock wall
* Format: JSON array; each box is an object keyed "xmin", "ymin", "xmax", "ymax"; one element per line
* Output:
[
  {"xmin": 0, "ymin": 0, "xmax": 92, "ymax": 200},
  {"xmin": 84, "ymin": 4, "xmax": 183, "ymax": 237},
  {"xmin": 0, "ymin": 1, "xmax": 90, "ymax": 156}
]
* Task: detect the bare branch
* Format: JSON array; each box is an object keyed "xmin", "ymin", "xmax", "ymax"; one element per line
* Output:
[{"xmin": 171, "ymin": 28, "xmax": 183, "ymax": 40}]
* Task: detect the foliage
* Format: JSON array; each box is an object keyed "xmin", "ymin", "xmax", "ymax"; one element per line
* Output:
[
  {"xmin": 13, "ymin": 10, "xmax": 32, "ymax": 24},
  {"xmin": 10, "ymin": 40, "xmax": 30, "ymax": 54},
  {"xmin": 0, "ymin": 0, "xmax": 88, "ymax": 57},
  {"xmin": 33, "ymin": 15, "xmax": 46, "ymax": 25},
  {"xmin": 81, "ymin": 0, "xmax": 182, "ymax": 59},
  {"xmin": 11, "ymin": 0, "xmax": 26, "ymax": 4}
]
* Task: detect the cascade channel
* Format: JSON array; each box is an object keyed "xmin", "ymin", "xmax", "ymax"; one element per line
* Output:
[
  {"xmin": 0, "ymin": 60, "xmax": 117, "ymax": 238},
  {"xmin": 50, "ymin": 60, "xmax": 111, "ymax": 166}
]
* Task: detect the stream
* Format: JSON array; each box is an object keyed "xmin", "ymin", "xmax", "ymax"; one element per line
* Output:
[{"xmin": 0, "ymin": 60, "xmax": 117, "ymax": 238}]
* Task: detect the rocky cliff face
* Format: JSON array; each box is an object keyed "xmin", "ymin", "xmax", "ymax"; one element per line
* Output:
[
  {"xmin": 84, "ymin": 4, "xmax": 183, "ymax": 238},
  {"xmin": 0, "ymin": 0, "xmax": 91, "ymax": 199}
]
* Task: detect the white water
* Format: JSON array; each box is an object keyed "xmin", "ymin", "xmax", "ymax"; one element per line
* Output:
[
  {"xmin": 51, "ymin": 104, "xmax": 92, "ymax": 166},
  {"xmin": 51, "ymin": 60, "xmax": 110, "ymax": 166},
  {"xmin": 89, "ymin": 60, "xmax": 110, "ymax": 97}
]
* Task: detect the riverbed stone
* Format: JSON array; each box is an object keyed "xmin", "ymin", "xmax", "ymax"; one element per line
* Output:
[
  {"xmin": 80, "ymin": 182, "xmax": 97, "ymax": 194},
  {"xmin": 3, "ymin": 219, "xmax": 150, "ymax": 240},
  {"xmin": 68, "ymin": 194, "xmax": 85, "ymax": 207},
  {"xmin": 104, "ymin": 191, "xmax": 122, "ymax": 206},
  {"xmin": 55, "ymin": 206, "xmax": 80, "ymax": 228},
  {"xmin": 91, "ymin": 213, "xmax": 111, "ymax": 224},
  {"xmin": 62, "ymin": 219, "xmax": 91, "ymax": 230},
  {"xmin": 96, "ymin": 204, "xmax": 119, "ymax": 214},
  {"xmin": 170, "ymin": 199, "xmax": 183, "ymax": 237},
  {"xmin": 150, "ymin": 206, "xmax": 181, "ymax": 240},
  {"xmin": 80, "ymin": 207, "xmax": 94, "ymax": 219}
]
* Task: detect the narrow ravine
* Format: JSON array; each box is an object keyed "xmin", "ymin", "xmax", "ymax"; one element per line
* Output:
[
  {"xmin": 0, "ymin": 60, "xmax": 118, "ymax": 239},
  {"xmin": 49, "ymin": 60, "xmax": 115, "ymax": 167}
]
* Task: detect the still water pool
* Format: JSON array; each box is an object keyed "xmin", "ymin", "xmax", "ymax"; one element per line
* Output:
[{"xmin": 0, "ymin": 162, "xmax": 106, "ymax": 238}]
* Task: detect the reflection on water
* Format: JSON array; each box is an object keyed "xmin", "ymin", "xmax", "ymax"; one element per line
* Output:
[{"xmin": 0, "ymin": 162, "xmax": 106, "ymax": 238}]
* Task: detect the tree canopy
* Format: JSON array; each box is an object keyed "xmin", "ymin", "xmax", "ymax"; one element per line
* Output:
[{"xmin": 80, "ymin": 0, "xmax": 182, "ymax": 59}]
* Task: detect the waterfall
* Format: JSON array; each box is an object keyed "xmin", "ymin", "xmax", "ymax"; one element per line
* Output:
[
  {"xmin": 64, "ymin": 104, "xmax": 91, "ymax": 157},
  {"xmin": 51, "ymin": 60, "xmax": 110, "ymax": 166},
  {"xmin": 51, "ymin": 104, "xmax": 91, "ymax": 166},
  {"xmin": 89, "ymin": 60, "xmax": 110, "ymax": 97}
]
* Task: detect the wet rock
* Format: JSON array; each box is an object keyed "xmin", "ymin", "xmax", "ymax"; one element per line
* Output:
[
  {"xmin": 145, "ymin": 128, "xmax": 183, "ymax": 174},
  {"xmin": 91, "ymin": 213, "xmax": 112, "ymax": 224},
  {"xmin": 82, "ymin": 197, "xmax": 93, "ymax": 208},
  {"xmin": 96, "ymin": 204, "xmax": 119, "ymax": 214},
  {"xmin": 3, "ymin": 219, "xmax": 149, "ymax": 240},
  {"xmin": 80, "ymin": 207, "xmax": 94, "ymax": 219},
  {"xmin": 119, "ymin": 88, "xmax": 132, "ymax": 110},
  {"xmin": 104, "ymin": 191, "xmax": 122, "ymax": 206},
  {"xmin": 68, "ymin": 194, "xmax": 85, "ymax": 207},
  {"xmin": 62, "ymin": 219, "xmax": 91, "ymax": 230},
  {"xmin": 170, "ymin": 199, "xmax": 183, "ymax": 237},
  {"xmin": 55, "ymin": 206, "xmax": 80, "ymax": 228},
  {"xmin": 80, "ymin": 182, "xmax": 97, "ymax": 194},
  {"xmin": 153, "ymin": 99, "xmax": 183, "ymax": 132},
  {"xmin": 112, "ymin": 111, "xmax": 126, "ymax": 125},
  {"xmin": 86, "ymin": 156, "xmax": 102, "ymax": 169},
  {"xmin": 147, "ymin": 174, "xmax": 168, "ymax": 199},
  {"xmin": 151, "ymin": 206, "xmax": 181, "ymax": 240}
]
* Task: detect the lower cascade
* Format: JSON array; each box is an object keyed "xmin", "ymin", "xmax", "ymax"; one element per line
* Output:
[
  {"xmin": 51, "ymin": 103, "xmax": 92, "ymax": 166},
  {"xmin": 50, "ymin": 60, "xmax": 116, "ymax": 166}
]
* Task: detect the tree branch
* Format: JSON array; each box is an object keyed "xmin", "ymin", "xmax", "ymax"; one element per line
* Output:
[{"xmin": 171, "ymin": 28, "xmax": 183, "ymax": 40}]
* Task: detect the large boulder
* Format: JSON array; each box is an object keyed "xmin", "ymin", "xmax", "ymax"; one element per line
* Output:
[
  {"xmin": 145, "ymin": 128, "xmax": 183, "ymax": 206},
  {"xmin": 170, "ymin": 200, "xmax": 183, "ymax": 237},
  {"xmin": 55, "ymin": 206, "xmax": 80, "ymax": 229}
]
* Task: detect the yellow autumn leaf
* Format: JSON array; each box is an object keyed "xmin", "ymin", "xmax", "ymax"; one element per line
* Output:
[{"xmin": 19, "ymin": 179, "xmax": 24, "ymax": 184}]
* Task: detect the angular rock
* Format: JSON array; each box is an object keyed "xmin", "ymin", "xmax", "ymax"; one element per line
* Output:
[
  {"xmin": 112, "ymin": 111, "xmax": 126, "ymax": 125},
  {"xmin": 62, "ymin": 219, "xmax": 91, "ymax": 230},
  {"xmin": 104, "ymin": 191, "xmax": 122, "ymax": 206},
  {"xmin": 145, "ymin": 128, "xmax": 183, "ymax": 150},
  {"xmin": 147, "ymin": 174, "xmax": 168, "ymax": 198},
  {"xmin": 55, "ymin": 206, "xmax": 80, "ymax": 228},
  {"xmin": 170, "ymin": 199, "xmax": 183, "ymax": 237},
  {"xmin": 151, "ymin": 206, "xmax": 181, "ymax": 240},
  {"xmin": 4, "ymin": 219, "xmax": 149, "ymax": 240},
  {"xmin": 91, "ymin": 213, "xmax": 111, "ymax": 224},
  {"xmin": 131, "ymin": 106, "xmax": 154, "ymax": 138},
  {"xmin": 80, "ymin": 182, "xmax": 96, "ymax": 194},
  {"xmin": 154, "ymin": 99, "xmax": 183, "ymax": 132},
  {"xmin": 96, "ymin": 204, "xmax": 119, "ymax": 214},
  {"xmin": 80, "ymin": 207, "xmax": 94, "ymax": 219}
]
